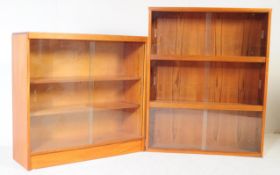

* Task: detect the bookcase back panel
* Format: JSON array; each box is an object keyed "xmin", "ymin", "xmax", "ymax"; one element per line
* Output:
[
  {"xmin": 152, "ymin": 12, "xmax": 268, "ymax": 57},
  {"xmin": 217, "ymin": 13, "xmax": 267, "ymax": 56},
  {"xmin": 149, "ymin": 108, "xmax": 262, "ymax": 153},
  {"xmin": 150, "ymin": 61, "xmax": 264, "ymax": 105}
]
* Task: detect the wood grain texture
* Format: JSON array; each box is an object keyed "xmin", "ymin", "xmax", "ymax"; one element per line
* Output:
[
  {"xmin": 31, "ymin": 140, "xmax": 144, "ymax": 169},
  {"xmin": 151, "ymin": 55, "xmax": 266, "ymax": 63},
  {"xmin": 206, "ymin": 111, "xmax": 262, "ymax": 152},
  {"xmin": 151, "ymin": 11, "xmax": 268, "ymax": 57},
  {"xmin": 12, "ymin": 34, "xmax": 30, "ymax": 169},
  {"xmin": 151, "ymin": 61, "xmax": 264, "ymax": 105},
  {"xmin": 149, "ymin": 109, "xmax": 203, "ymax": 150},
  {"xmin": 147, "ymin": 7, "xmax": 271, "ymax": 156},
  {"xmin": 216, "ymin": 13, "xmax": 267, "ymax": 56}
]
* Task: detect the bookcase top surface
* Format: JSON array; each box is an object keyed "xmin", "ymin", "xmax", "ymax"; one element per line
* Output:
[
  {"xmin": 149, "ymin": 7, "xmax": 271, "ymax": 13},
  {"xmin": 13, "ymin": 32, "xmax": 147, "ymax": 42}
]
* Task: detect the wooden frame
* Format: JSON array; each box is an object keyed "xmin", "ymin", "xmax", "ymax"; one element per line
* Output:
[
  {"xmin": 146, "ymin": 7, "xmax": 271, "ymax": 157},
  {"xmin": 13, "ymin": 32, "xmax": 147, "ymax": 169}
]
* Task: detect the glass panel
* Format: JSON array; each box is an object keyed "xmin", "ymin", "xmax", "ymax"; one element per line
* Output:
[
  {"xmin": 92, "ymin": 109, "xmax": 141, "ymax": 145},
  {"xmin": 30, "ymin": 39, "xmax": 92, "ymax": 154},
  {"xmin": 149, "ymin": 108, "xmax": 203, "ymax": 150},
  {"xmin": 31, "ymin": 112, "xmax": 90, "ymax": 153},
  {"xmin": 149, "ymin": 108, "xmax": 262, "ymax": 153},
  {"xmin": 30, "ymin": 39, "xmax": 144, "ymax": 154},
  {"xmin": 90, "ymin": 41, "xmax": 144, "ymax": 144},
  {"xmin": 206, "ymin": 110, "xmax": 262, "ymax": 152}
]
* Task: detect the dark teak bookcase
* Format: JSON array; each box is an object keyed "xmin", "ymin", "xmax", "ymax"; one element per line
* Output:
[{"xmin": 146, "ymin": 7, "xmax": 271, "ymax": 156}]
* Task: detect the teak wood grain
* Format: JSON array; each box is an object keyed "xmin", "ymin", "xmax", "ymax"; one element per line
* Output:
[
  {"xmin": 151, "ymin": 55, "xmax": 266, "ymax": 63},
  {"xmin": 146, "ymin": 7, "xmax": 271, "ymax": 157}
]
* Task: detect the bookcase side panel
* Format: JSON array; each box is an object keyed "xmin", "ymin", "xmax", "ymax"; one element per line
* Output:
[{"xmin": 12, "ymin": 34, "xmax": 30, "ymax": 169}]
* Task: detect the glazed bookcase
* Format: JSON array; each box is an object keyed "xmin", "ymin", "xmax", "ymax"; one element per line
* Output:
[
  {"xmin": 13, "ymin": 7, "xmax": 271, "ymax": 171},
  {"xmin": 146, "ymin": 7, "xmax": 271, "ymax": 156},
  {"xmin": 13, "ymin": 33, "xmax": 146, "ymax": 169}
]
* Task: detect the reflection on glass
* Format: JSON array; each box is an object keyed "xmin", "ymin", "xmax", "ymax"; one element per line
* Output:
[{"xmin": 30, "ymin": 39, "xmax": 144, "ymax": 154}]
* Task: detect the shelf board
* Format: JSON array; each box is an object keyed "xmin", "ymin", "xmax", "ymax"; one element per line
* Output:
[
  {"xmin": 151, "ymin": 55, "xmax": 266, "ymax": 63},
  {"xmin": 149, "ymin": 143, "xmax": 257, "ymax": 153},
  {"xmin": 30, "ymin": 76, "xmax": 141, "ymax": 84},
  {"xmin": 31, "ymin": 102, "xmax": 140, "ymax": 117},
  {"xmin": 31, "ymin": 104, "xmax": 91, "ymax": 117},
  {"xmin": 147, "ymin": 147, "xmax": 261, "ymax": 157},
  {"xmin": 205, "ymin": 145, "xmax": 259, "ymax": 153},
  {"xmin": 150, "ymin": 101, "xmax": 263, "ymax": 112},
  {"xmin": 93, "ymin": 102, "xmax": 140, "ymax": 110}
]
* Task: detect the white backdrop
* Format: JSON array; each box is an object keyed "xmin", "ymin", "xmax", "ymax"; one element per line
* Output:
[{"xmin": 0, "ymin": 0, "xmax": 280, "ymax": 147}]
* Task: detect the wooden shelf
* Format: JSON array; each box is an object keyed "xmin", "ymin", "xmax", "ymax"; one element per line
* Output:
[
  {"xmin": 93, "ymin": 102, "xmax": 140, "ymax": 110},
  {"xmin": 30, "ymin": 76, "xmax": 141, "ymax": 84},
  {"xmin": 31, "ymin": 105, "xmax": 91, "ymax": 117},
  {"xmin": 151, "ymin": 55, "xmax": 266, "ymax": 63},
  {"xmin": 205, "ymin": 145, "xmax": 259, "ymax": 153},
  {"xmin": 150, "ymin": 101, "xmax": 263, "ymax": 112},
  {"xmin": 149, "ymin": 143, "xmax": 256, "ymax": 153},
  {"xmin": 31, "ymin": 102, "xmax": 140, "ymax": 117},
  {"xmin": 147, "ymin": 148, "xmax": 261, "ymax": 157}
]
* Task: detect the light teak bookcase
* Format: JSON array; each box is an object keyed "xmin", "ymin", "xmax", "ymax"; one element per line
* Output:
[
  {"xmin": 146, "ymin": 7, "xmax": 271, "ymax": 156},
  {"xmin": 13, "ymin": 33, "xmax": 147, "ymax": 169},
  {"xmin": 13, "ymin": 7, "xmax": 271, "ymax": 171}
]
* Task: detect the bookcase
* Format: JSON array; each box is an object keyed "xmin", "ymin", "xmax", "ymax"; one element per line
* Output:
[
  {"xmin": 146, "ymin": 7, "xmax": 271, "ymax": 156},
  {"xmin": 13, "ymin": 7, "xmax": 271, "ymax": 171},
  {"xmin": 13, "ymin": 33, "xmax": 146, "ymax": 169}
]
